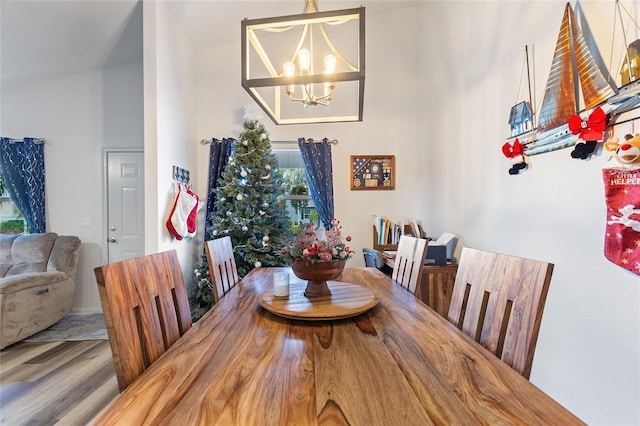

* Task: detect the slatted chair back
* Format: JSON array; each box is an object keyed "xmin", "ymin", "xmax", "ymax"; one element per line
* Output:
[
  {"xmin": 391, "ymin": 235, "xmax": 428, "ymax": 294},
  {"xmin": 205, "ymin": 236, "xmax": 239, "ymax": 302},
  {"xmin": 447, "ymin": 247, "xmax": 554, "ymax": 379},
  {"xmin": 94, "ymin": 250, "xmax": 192, "ymax": 392}
]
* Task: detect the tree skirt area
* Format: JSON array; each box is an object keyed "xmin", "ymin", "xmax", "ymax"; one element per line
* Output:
[{"xmin": 24, "ymin": 314, "xmax": 108, "ymax": 342}]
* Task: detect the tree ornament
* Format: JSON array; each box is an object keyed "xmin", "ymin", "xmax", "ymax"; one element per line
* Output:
[
  {"xmin": 265, "ymin": 164, "xmax": 271, "ymax": 170},
  {"xmin": 236, "ymin": 193, "xmax": 244, "ymax": 201},
  {"xmin": 242, "ymin": 225, "xmax": 248, "ymax": 231},
  {"xmin": 263, "ymin": 235, "xmax": 270, "ymax": 242},
  {"xmin": 240, "ymin": 170, "xmax": 248, "ymax": 177},
  {"xmin": 259, "ymin": 210, "xmax": 266, "ymax": 215},
  {"xmin": 261, "ymin": 133, "xmax": 267, "ymax": 140},
  {"xmin": 262, "ymin": 202, "xmax": 269, "ymax": 208},
  {"xmin": 226, "ymin": 211, "xmax": 233, "ymax": 217},
  {"xmin": 212, "ymin": 230, "xmax": 218, "ymax": 236},
  {"xmin": 242, "ymin": 139, "xmax": 248, "ymax": 146},
  {"xmin": 255, "ymin": 261, "xmax": 262, "ymax": 268}
]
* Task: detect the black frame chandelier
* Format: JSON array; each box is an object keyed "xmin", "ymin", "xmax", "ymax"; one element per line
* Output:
[{"xmin": 241, "ymin": 1, "xmax": 365, "ymax": 125}]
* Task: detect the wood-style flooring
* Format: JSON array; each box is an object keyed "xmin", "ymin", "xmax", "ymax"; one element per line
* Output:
[{"xmin": 0, "ymin": 340, "xmax": 118, "ymax": 425}]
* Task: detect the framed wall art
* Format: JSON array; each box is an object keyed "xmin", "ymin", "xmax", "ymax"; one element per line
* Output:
[{"xmin": 350, "ymin": 155, "xmax": 395, "ymax": 190}]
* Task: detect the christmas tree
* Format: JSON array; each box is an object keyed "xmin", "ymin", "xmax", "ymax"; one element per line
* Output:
[{"xmin": 207, "ymin": 118, "xmax": 291, "ymax": 277}]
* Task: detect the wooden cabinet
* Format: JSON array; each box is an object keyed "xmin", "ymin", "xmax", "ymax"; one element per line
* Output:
[
  {"xmin": 414, "ymin": 264, "xmax": 458, "ymax": 318},
  {"xmin": 380, "ymin": 250, "xmax": 458, "ymax": 319}
]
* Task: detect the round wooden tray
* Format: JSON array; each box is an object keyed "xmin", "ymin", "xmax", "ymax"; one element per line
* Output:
[{"xmin": 259, "ymin": 281, "xmax": 379, "ymax": 321}]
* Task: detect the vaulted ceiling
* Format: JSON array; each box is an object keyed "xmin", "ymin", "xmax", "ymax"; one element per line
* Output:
[{"xmin": 1, "ymin": 0, "xmax": 413, "ymax": 88}]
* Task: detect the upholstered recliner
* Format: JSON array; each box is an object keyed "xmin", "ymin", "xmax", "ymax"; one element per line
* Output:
[{"xmin": 0, "ymin": 232, "xmax": 81, "ymax": 349}]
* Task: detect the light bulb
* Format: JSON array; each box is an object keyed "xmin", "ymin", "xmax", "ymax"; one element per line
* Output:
[
  {"xmin": 283, "ymin": 61, "xmax": 295, "ymax": 77},
  {"xmin": 284, "ymin": 61, "xmax": 295, "ymax": 95},
  {"xmin": 324, "ymin": 84, "xmax": 330, "ymax": 97},
  {"xmin": 298, "ymin": 49, "xmax": 311, "ymax": 72},
  {"xmin": 324, "ymin": 54, "xmax": 336, "ymax": 74},
  {"xmin": 324, "ymin": 82, "xmax": 332, "ymax": 97}
]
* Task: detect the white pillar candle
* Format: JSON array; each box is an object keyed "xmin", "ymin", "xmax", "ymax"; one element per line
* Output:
[{"xmin": 273, "ymin": 272, "xmax": 290, "ymax": 297}]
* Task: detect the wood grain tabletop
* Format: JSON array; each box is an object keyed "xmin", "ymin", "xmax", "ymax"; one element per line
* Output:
[{"xmin": 90, "ymin": 267, "xmax": 584, "ymax": 425}]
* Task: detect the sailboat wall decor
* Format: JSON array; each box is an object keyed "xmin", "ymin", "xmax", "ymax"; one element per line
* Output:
[{"xmin": 507, "ymin": 2, "xmax": 640, "ymax": 156}]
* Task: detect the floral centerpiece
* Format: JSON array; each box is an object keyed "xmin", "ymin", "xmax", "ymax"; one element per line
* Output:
[{"xmin": 281, "ymin": 219, "xmax": 354, "ymax": 297}]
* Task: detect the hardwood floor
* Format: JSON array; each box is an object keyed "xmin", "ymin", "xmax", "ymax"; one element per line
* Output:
[{"xmin": 0, "ymin": 340, "xmax": 118, "ymax": 425}]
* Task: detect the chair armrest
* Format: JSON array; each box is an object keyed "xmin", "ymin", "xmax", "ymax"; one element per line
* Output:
[{"xmin": 0, "ymin": 271, "xmax": 70, "ymax": 294}]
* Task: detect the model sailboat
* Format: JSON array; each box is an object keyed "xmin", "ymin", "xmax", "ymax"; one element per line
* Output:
[{"xmin": 507, "ymin": 2, "xmax": 640, "ymax": 156}]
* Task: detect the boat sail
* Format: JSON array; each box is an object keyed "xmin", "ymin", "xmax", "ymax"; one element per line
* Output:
[{"xmin": 507, "ymin": 2, "xmax": 640, "ymax": 156}]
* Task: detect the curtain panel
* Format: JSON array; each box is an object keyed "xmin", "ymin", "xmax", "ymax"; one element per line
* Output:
[
  {"xmin": 205, "ymin": 138, "xmax": 234, "ymax": 241},
  {"xmin": 298, "ymin": 138, "xmax": 334, "ymax": 229},
  {"xmin": 0, "ymin": 137, "xmax": 46, "ymax": 233}
]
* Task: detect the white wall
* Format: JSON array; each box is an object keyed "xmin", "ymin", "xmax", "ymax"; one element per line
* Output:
[
  {"xmin": 144, "ymin": 1, "xmax": 199, "ymax": 280},
  {"xmin": 418, "ymin": 2, "xmax": 639, "ymax": 424},
  {"xmin": 1, "ymin": 61, "xmax": 143, "ymax": 314}
]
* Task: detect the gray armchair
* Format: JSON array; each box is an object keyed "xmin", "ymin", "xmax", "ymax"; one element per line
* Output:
[{"xmin": 0, "ymin": 232, "xmax": 81, "ymax": 349}]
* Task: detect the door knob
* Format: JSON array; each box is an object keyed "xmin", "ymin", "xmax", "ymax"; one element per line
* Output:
[{"xmin": 109, "ymin": 237, "xmax": 118, "ymax": 243}]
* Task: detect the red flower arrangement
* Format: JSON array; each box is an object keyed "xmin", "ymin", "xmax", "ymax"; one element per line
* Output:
[{"xmin": 281, "ymin": 218, "xmax": 353, "ymax": 263}]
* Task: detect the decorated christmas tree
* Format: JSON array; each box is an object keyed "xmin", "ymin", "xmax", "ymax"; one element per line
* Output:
[{"xmin": 207, "ymin": 118, "xmax": 291, "ymax": 277}]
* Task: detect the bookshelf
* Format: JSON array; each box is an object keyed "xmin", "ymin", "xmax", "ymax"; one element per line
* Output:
[{"xmin": 372, "ymin": 224, "xmax": 417, "ymax": 250}]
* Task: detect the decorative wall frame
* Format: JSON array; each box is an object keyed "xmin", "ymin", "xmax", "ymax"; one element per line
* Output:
[{"xmin": 350, "ymin": 155, "xmax": 395, "ymax": 190}]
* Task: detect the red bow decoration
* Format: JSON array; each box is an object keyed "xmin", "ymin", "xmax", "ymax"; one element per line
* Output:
[
  {"xmin": 568, "ymin": 106, "xmax": 608, "ymax": 141},
  {"xmin": 502, "ymin": 138, "xmax": 524, "ymax": 158}
]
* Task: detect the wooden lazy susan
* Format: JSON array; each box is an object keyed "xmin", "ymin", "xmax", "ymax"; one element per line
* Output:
[{"xmin": 259, "ymin": 281, "xmax": 379, "ymax": 321}]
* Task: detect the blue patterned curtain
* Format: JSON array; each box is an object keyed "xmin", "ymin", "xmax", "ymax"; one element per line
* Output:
[
  {"xmin": 204, "ymin": 138, "xmax": 234, "ymax": 240},
  {"xmin": 0, "ymin": 137, "xmax": 46, "ymax": 233},
  {"xmin": 298, "ymin": 138, "xmax": 334, "ymax": 228}
]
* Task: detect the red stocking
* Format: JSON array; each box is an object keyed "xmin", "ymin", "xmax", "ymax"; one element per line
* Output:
[
  {"xmin": 186, "ymin": 188, "xmax": 201, "ymax": 237},
  {"xmin": 603, "ymin": 168, "xmax": 640, "ymax": 275},
  {"xmin": 166, "ymin": 185, "xmax": 197, "ymax": 240}
]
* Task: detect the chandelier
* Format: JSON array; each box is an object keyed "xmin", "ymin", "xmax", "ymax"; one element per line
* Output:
[{"xmin": 241, "ymin": 1, "xmax": 365, "ymax": 125}]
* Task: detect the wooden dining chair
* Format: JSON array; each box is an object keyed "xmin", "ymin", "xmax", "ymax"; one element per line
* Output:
[
  {"xmin": 391, "ymin": 235, "xmax": 428, "ymax": 294},
  {"xmin": 205, "ymin": 236, "xmax": 239, "ymax": 303},
  {"xmin": 94, "ymin": 250, "xmax": 192, "ymax": 392},
  {"xmin": 447, "ymin": 247, "xmax": 554, "ymax": 379}
]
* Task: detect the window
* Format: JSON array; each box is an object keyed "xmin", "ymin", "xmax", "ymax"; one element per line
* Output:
[
  {"xmin": 0, "ymin": 174, "xmax": 26, "ymax": 234},
  {"xmin": 274, "ymin": 150, "xmax": 318, "ymax": 229}
]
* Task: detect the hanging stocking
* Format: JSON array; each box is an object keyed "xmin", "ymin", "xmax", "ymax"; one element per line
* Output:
[
  {"xmin": 602, "ymin": 168, "xmax": 640, "ymax": 275},
  {"xmin": 186, "ymin": 188, "xmax": 202, "ymax": 238},
  {"xmin": 166, "ymin": 186, "xmax": 183, "ymax": 240},
  {"xmin": 166, "ymin": 185, "xmax": 198, "ymax": 240}
]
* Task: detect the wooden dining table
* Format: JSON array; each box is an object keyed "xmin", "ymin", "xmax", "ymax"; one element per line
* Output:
[{"xmin": 91, "ymin": 267, "xmax": 584, "ymax": 425}]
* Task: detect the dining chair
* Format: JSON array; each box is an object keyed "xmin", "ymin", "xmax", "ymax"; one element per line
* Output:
[
  {"xmin": 205, "ymin": 236, "xmax": 239, "ymax": 303},
  {"xmin": 94, "ymin": 250, "xmax": 192, "ymax": 392},
  {"xmin": 447, "ymin": 247, "xmax": 554, "ymax": 379},
  {"xmin": 391, "ymin": 235, "xmax": 428, "ymax": 294},
  {"xmin": 363, "ymin": 247, "xmax": 384, "ymax": 268}
]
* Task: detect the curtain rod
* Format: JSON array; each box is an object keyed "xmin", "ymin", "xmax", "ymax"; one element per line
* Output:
[
  {"xmin": 200, "ymin": 137, "xmax": 236, "ymax": 145},
  {"xmin": 5, "ymin": 137, "xmax": 46, "ymax": 144},
  {"xmin": 299, "ymin": 138, "xmax": 338, "ymax": 145},
  {"xmin": 200, "ymin": 137, "xmax": 338, "ymax": 145},
  {"xmin": 276, "ymin": 138, "xmax": 339, "ymax": 145}
]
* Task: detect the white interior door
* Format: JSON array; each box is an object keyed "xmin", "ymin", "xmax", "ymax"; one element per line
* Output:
[{"xmin": 107, "ymin": 151, "xmax": 144, "ymax": 263}]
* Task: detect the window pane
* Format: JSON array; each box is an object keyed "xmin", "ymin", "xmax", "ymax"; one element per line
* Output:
[
  {"xmin": 274, "ymin": 150, "xmax": 319, "ymax": 228},
  {"xmin": 0, "ymin": 174, "xmax": 26, "ymax": 234}
]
